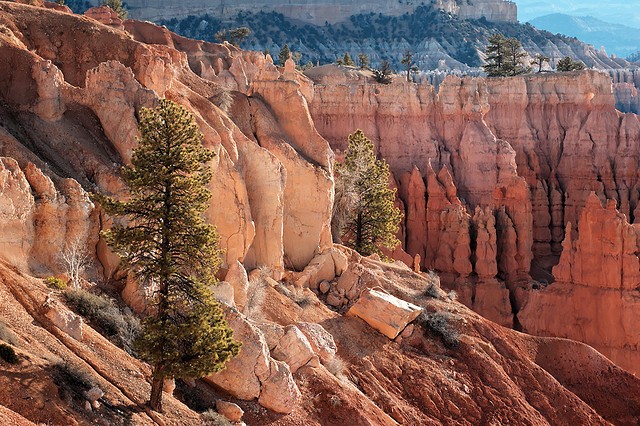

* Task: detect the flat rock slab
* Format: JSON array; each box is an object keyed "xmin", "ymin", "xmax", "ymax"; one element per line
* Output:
[{"xmin": 347, "ymin": 288, "xmax": 423, "ymax": 339}]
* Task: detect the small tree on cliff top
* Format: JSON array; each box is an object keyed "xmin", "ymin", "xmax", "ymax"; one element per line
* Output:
[
  {"xmin": 484, "ymin": 33, "xmax": 530, "ymax": 77},
  {"xmin": 334, "ymin": 130, "xmax": 401, "ymax": 256},
  {"xmin": 96, "ymin": 99, "xmax": 240, "ymax": 411},
  {"xmin": 102, "ymin": 0, "xmax": 127, "ymax": 20}
]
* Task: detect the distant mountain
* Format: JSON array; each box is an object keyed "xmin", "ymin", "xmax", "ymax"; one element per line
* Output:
[
  {"xmin": 515, "ymin": 0, "xmax": 640, "ymax": 29},
  {"xmin": 159, "ymin": 6, "xmax": 631, "ymax": 72},
  {"xmin": 529, "ymin": 13, "xmax": 640, "ymax": 58}
]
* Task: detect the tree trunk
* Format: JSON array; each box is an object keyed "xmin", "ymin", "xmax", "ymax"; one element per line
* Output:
[{"xmin": 149, "ymin": 370, "xmax": 165, "ymax": 411}]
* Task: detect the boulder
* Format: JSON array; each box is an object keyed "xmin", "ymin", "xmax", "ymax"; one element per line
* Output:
[
  {"xmin": 271, "ymin": 325, "xmax": 315, "ymax": 373},
  {"xmin": 225, "ymin": 261, "xmax": 249, "ymax": 309},
  {"xmin": 257, "ymin": 359, "xmax": 301, "ymax": 414},
  {"xmin": 43, "ymin": 301, "xmax": 83, "ymax": 341},
  {"xmin": 295, "ymin": 322, "xmax": 337, "ymax": 364},
  {"xmin": 216, "ymin": 400, "xmax": 244, "ymax": 423},
  {"xmin": 347, "ymin": 288, "xmax": 423, "ymax": 339},
  {"xmin": 84, "ymin": 387, "xmax": 104, "ymax": 403},
  {"xmin": 296, "ymin": 250, "xmax": 336, "ymax": 289},
  {"xmin": 205, "ymin": 308, "xmax": 269, "ymax": 400}
]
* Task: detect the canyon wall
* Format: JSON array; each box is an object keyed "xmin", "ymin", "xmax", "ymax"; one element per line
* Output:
[
  {"xmin": 306, "ymin": 66, "xmax": 640, "ymax": 373},
  {"xmin": 111, "ymin": 0, "xmax": 517, "ymax": 24},
  {"xmin": 0, "ymin": 1, "xmax": 333, "ymax": 280}
]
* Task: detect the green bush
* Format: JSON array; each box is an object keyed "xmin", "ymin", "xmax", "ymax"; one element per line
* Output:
[
  {"xmin": 64, "ymin": 289, "xmax": 140, "ymax": 354},
  {"xmin": 45, "ymin": 276, "xmax": 67, "ymax": 290},
  {"xmin": 0, "ymin": 343, "xmax": 19, "ymax": 364}
]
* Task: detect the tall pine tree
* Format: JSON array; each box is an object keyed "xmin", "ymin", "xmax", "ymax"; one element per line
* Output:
[
  {"xmin": 333, "ymin": 130, "xmax": 401, "ymax": 256},
  {"xmin": 96, "ymin": 99, "xmax": 240, "ymax": 411}
]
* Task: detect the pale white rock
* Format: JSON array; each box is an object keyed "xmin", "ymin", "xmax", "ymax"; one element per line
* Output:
[
  {"xmin": 225, "ymin": 260, "xmax": 249, "ymax": 309},
  {"xmin": 271, "ymin": 325, "xmax": 315, "ymax": 373},
  {"xmin": 216, "ymin": 400, "xmax": 244, "ymax": 423},
  {"xmin": 257, "ymin": 359, "xmax": 301, "ymax": 414},
  {"xmin": 296, "ymin": 322, "xmax": 337, "ymax": 364},
  {"xmin": 44, "ymin": 301, "xmax": 83, "ymax": 341},
  {"xmin": 211, "ymin": 281, "xmax": 235, "ymax": 307},
  {"xmin": 347, "ymin": 288, "xmax": 423, "ymax": 339},
  {"xmin": 205, "ymin": 308, "xmax": 269, "ymax": 400}
]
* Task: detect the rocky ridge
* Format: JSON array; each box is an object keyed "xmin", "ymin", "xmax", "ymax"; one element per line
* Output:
[{"xmin": 106, "ymin": 0, "xmax": 517, "ymax": 25}]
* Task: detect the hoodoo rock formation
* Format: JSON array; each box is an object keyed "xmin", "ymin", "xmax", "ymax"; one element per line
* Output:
[
  {"xmin": 1, "ymin": 2, "xmax": 640, "ymax": 424},
  {"xmin": 306, "ymin": 65, "xmax": 640, "ymax": 374},
  {"xmin": 519, "ymin": 192, "xmax": 640, "ymax": 375}
]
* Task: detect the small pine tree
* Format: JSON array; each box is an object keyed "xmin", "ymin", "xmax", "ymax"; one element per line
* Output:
[
  {"xmin": 102, "ymin": 0, "xmax": 127, "ymax": 20},
  {"xmin": 556, "ymin": 56, "xmax": 586, "ymax": 72},
  {"xmin": 278, "ymin": 44, "xmax": 291, "ymax": 66},
  {"xmin": 342, "ymin": 52, "xmax": 355, "ymax": 66},
  {"xmin": 401, "ymin": 50, "xmax": 414, "ymax": 82},
  {"xmin": 358, "ymin": 53, "xmax": 369, "ymax": 69},
  {"xmin": 372, "ymin": 60, "xmax": 393, "ymax": 84},
  {"xmin": 531, "ymin": 53, "xmax": 550, "ymax": 73},
  {"xmin": 483, "ymin": 33, "xmax": 507, "ymax": 77},
  {"xmin": 503, "ymin": 37, "xmax": 531, "ymax": 76},
  {"xmin": 95, "ymin": 99, "xmax": 240, "ymax": 411},
  {"xmin": 483, "ymin": 34, "xmax": 530, "ymax": 77},
  {"xmin": 334, "ymin": 130, "xmax": 401, "ymax": 256}
]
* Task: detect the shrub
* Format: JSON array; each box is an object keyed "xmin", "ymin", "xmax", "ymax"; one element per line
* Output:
[
  {"xmin": 243, "ymin": 270, "xmax": 268, "ymax": 319},
  {"xmin": 201, "ymin": 410, "xmax": 233, "ymax": 426},
  {"xmin": 45, "ymin": 276, "xmax": 67, "ymax": 290},
  {"xmin": 64, "ymin": 289, "xmax": 140, "ymax": 353},
  {"xmin": 417, "ymin": 311, "xmax": 460, "ymax": 349},
  {"xmin": 325, "ymin": 355, "xmax": 347, "ymax": 379},
  {"xmin": 52, "ymin": 361, "xmax": 96, "ymax": 399},
  {"xmin": 275, "ymin": 283, "xmax": 315, "ymax": 308},
  {"xmin": 329, "ymin": 394, "xmax": 342, "ymax": 407},
  {"xmin": 0, "ymin": 343, "xmax": 19, "ymax": 364}
]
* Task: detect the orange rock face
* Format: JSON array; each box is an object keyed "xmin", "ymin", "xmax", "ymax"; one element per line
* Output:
[
  {"xmin": 306, "ymin": 66, "xmax": 640, "ymax": 368},
  {"xmin": 519, "ymin": 192, "xmax": 640, "ymax": 374}
]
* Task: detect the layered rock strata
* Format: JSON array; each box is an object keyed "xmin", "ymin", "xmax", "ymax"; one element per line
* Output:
[
  {"xmin": 518, "ymin": 193, "xmax": 640, "ymax": 374},
  {"xmin": 306, "ymin": 66, "xmax": 640, "ymax": 370}
]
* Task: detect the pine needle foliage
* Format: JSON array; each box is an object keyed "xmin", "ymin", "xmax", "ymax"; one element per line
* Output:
[
  {"xmin": 95, "ymin": 99, "xmax": 240, "ymax": 411},
  {"xmin": 483, "ymin": 33, "xmax": 530, "ymax": 77},
  {"xmin": 334, "ymin": 130, "xmax": 401, "ymax": 256}
]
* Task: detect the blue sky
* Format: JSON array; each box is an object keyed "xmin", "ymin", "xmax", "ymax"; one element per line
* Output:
[{"xmin": 515, "ymin": 0, "xmax": 640, "ymax": 27}]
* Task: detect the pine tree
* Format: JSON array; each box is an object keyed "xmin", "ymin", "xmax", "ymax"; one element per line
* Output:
[
  {"xmin": 556, "ymin": 56, "xmax": 586, "ymax": 72},
  {"xmin": 401, "ymin": 50, "xmax": 414, "ymax": 82},
  {"xmin": 278, "ymin": 44, "xmax": 291, "ymax": 65},
  {"xmin": 358, "ymin": 53, "xmax": 369, "ymax": 69},
  {"xmin": 334, "ymin": 130, "xmax": 401, "ymax": 256},
  {"xmin": 372, "ymin": 60, "xmax": 393, "ymax": 84},
  {"xmin": 483, "ymin": 33, "xmax": 507, "ymax": 77},
  {"xmin": 95, "ymin": 99, "xmax": 240, "ymax": 412},
  {"xmin": 483, "ymin": 34, "xmax": 530, "ymax": 77},
  {"xmin": 342, "ymin": 52, "xmax": 355, "ymax": 66},
  {"xmin": 503, "ymin": 37, "xmax": 531, "ymax": 76},
  {"xmin": 531, "ymin": 53, "xmax": 550, "ymax": 73},
  {"xmin": 102, "ymin": 0, "xmax": 127, "ymax": 20}
]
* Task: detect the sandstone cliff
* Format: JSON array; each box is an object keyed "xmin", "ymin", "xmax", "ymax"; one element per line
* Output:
[
  {"xmin": 114, "ymin": 0, "xmax": 516, "ymax": 24},
  {"xmin": 306, "ymin": 65, "xmax": 640, "ymax": 374}
]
